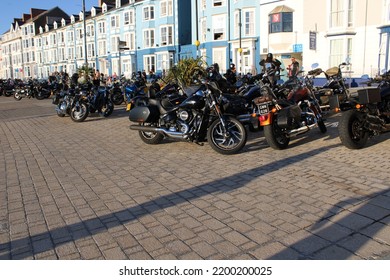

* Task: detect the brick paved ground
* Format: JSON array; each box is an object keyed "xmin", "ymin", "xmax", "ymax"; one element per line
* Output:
[{"xmin": 0, "ymin": 96, "xmax": 389, "ymax": 260}]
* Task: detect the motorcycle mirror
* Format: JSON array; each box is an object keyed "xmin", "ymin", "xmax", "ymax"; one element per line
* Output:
[{"xmin": 311, "ymin": 63, "xmax": 319, "ymax": 69}]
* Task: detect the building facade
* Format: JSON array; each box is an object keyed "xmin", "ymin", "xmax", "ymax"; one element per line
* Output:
[{"xmin": 1, "ymin": 0, "xmax": 390, "ymax": 80}]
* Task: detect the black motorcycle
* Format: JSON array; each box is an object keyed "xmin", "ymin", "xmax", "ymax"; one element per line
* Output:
[
  {"xmin": 338, "ymin": 72, "xmax": 390, "ymax": 149},
  {"xmin": 128, "ymin": 79, "xmax": 247, "ymax": 155}
]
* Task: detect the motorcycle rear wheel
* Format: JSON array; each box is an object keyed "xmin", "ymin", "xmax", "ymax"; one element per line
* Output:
[
  {"xmin": 263, "ymin": 121, "xmax": 290, "ymax": 150},
  {"xmin": 338, "ymin": 109, "xmax": 368, "ymax": 149},
  {"xmin": 138, "ymin": 124, "xmax": 164, "ymax": 145},
  {"xmin": 111, "ymin": 92, "xmax": 124, "ymax": 105},
  {"xmin": 207, "ymin": 117, "xmax": 247, "ymax": 155},
  {"xmin": 35, "ymin": 91, "xmax": 45, "ymax": 100},
  {"xmin": 14, "ymin": 92, "xmax": 22, "ymax": 101},
  {"xmin": 70, "ymin": 102, "xmax": 89, "ymax": 122}
]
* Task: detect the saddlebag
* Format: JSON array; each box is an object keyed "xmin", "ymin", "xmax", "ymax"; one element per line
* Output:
[
  {"xmin": 358, "ymin": 88, "xmax": 381, "ymax": 104},
  {"xmin": 129, "ymin": 105, "xmax": 159, "ymax": 123},
  {"xmin": 277, "ymin": 104, "xmax": 302, "ymax": 129}
]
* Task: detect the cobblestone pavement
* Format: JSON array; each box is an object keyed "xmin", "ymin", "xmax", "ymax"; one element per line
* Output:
[{"xmin": 0, "ymin": 96, "xmax": 389, "ymax": 260}]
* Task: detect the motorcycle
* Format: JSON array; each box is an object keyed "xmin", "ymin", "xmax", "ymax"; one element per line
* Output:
[
  {"xmin": 87, "ymin": 85, "xmax": 115, "ymax": 118},
  {"xmin": 53, "ymin": 87, "xmax": 75, "ymax": 117},
  {"xmin": 255, "ymin": 76, "xmax": 327, "ymax": 149},
  {"xmin": 13, "ymin": 80, "xmax": 34, "ymax": 100},
  {"xmin": 110, "ymin": 80, "xmax": 125, "ymax": 105},
  {"xmin": 338, "ymin": 72, "xmax": 390, "ymax": 149},
  {"xmin": 128, "ymin": 78, "xmax": 247, "ymax": 155}
]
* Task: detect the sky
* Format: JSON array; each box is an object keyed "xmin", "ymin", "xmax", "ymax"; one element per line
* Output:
[{"xmin": 0, "ymin": 0, "xmax": 98, "ymax": 34}]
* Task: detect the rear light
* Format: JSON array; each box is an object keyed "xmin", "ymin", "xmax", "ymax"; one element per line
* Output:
[{"xmin": 259, "ymin": 115, "xmax": 268, "ymax": 122}]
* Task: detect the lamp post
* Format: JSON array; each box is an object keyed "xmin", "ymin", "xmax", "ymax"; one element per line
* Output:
[
  {"xmin": 82, "ymin": 0, "xmax": 88, "ymax": 68},
  {"xmin": 237, "ymin": 8, "xmax": 243, "ymax": 74}
]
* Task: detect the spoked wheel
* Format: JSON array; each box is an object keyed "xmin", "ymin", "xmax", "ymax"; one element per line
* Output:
[
  {"xmin": 111, "ymin": 92, "xmax": 124, "ymax": 105},
  {"xmin": 338, "ymin": 109, "xmax": 368, "ymax": 149},
  {"xmin": 138, "ymin": 124, "xmax": 164, "ymax": 145},
  {"xmin": 70, "ymin": 102, "xmax": 89, "ymax": 122},
  {"xmin": 263, "ymin": 120, "xmax": 290, "ymax": 150},
  {"xmin": 207, "ymin": 117, "xmax": 247, "ymax": 155},
  {"xmin": 14, "ymin": 92, "xmax": 22, "ymax": 101}
]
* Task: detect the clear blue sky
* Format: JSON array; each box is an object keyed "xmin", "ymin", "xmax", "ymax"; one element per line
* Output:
[{"xmin": 0, "ymin": 0, "xmax": 98, "ymax": 34}]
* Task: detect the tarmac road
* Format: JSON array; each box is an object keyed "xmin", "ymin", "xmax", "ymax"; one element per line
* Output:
[{"xmin": 0, "ymin": 96, "xmax": 389, "ymax": 260}]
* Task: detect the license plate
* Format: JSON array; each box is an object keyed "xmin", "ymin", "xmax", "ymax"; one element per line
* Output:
[
  {"xmin": 126, "ymin": 103, "xmax": 132, "ymax": 111},
  {"xmin": 258, "ymin": 103, "xmax": 270, "ymax": 115}
]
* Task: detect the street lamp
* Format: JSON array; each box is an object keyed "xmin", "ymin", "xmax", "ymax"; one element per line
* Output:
[
  {"xmin": 82, "ymin": 0, "xmax": 88, "ymax": 68},
  {"xmin": 237, "ymin": 8, "xmax": 242, "ymax": 73}
]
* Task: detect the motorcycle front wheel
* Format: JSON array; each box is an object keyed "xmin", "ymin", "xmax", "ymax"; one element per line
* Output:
[
  {"xmin": 70, "ymin": 102, "xmax": 89, "ymax": 122},
  {"xmin": 35, "ymin": 91, "xmax": 45, "ymax": 100},
  {"xmin": 263, "ymin": 120, "xmax": 290, "ymax": 150},
  {"xmin": 207, "ymin": 117, "xmax": 247, "ymax": 155},
  {"xmin": 102, "ymin": 101, "xmax": 114, "ymax": 117},
  {"xmin": 338, "ymin": 109, "xmax": 368, "ymax": 149}
]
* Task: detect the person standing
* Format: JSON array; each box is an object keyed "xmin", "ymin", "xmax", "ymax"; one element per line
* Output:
[{"xmin": 287, "ymin": 57, "xmax": 300, "ymax": 78}]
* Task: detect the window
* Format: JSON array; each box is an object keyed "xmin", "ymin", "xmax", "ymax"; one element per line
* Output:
[
  {"xmin": 111, "ymin": 15, "xmax": 120, "ymax": 28},
  {"xmin": 269, "ymin": 12, "xmax": 293, "ymax": 33},
  {"xmin": 329, "ymin": 39, "xmax": 343, "ymax": 67},
  {"xmin": 124, "ymin": 12, "xmax": 130, "ymax": 25},
  {"xmin": 67, "ymin": 31, "xmax": 74, "ymax": 42},
  {"xmin": 347, "ymin": 0, "xmax": 353, "ymax": 27},
  {"xmin": 87, "ymin": 25, "xmax": 94, "ymax": 36},
  {"xmin": 330, "ymin": 0, "xmax": 344, "ymax": 28},
  {"xmin": 160, "ymin": 25, "xmax": 173, "ymax": 46},
  {"xmin": 98, "ymin": 21, "xmax": 106, "ymax": 34},
  {"xmin": 68, "ymin": 47, "xmax": 74, "ymax": 60},
  {"xmin": 124, "ymin": 32, "xmax": 135, "ymax": 50},
  {"xmin": 244, "ymin": 10, "xmax": 255, "ymax": 36},
  {"xmin": 212, "ymin": 14, "xmax": 226, "ymax": 40},
  {"xmin": 160, "ymin": 0, "xmax": 173, "ymax": 17},
  {"xmin": 87, "ymin": 43, "xmax": 95, "ymax": 58},
  {"xmin": 143, "ymin": 6, "xmax": 155, "ymax": 21},
  {"xmin": 111, "ymin": 36, "xmax": 120, "ymax": 52},
  {"xmin": 98, "ymin": 41, "xmax": 107, "ymax": 56},
  {"xmin": 143, "ymin": 29, "xmax": 155, "ymax": 48},
  {"xmin": 201, "ymin": 18, "xmax": 207, "ymax": 42},
  {"xmin": 144, "ymin": 55, "xmax": 156, "ymax": 73}
]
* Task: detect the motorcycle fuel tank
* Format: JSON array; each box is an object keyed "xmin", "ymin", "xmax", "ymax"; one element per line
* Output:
[{"xmin": 179, "ymin": 92, "xmax": 205, "ymax": 110}]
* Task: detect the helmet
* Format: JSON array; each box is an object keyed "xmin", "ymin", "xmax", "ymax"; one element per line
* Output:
[{"xmin": 230, "ymin": 63, "xmax": 235, "ymax": 69}]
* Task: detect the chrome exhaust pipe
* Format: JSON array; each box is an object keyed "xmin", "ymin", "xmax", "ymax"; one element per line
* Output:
[
  {"xmin": 286, "ymin": 123, "xmax": 317, "ymax": 137},
  {"xmin": 130, "ymin": 125, "xmax": 186, "ymax": 139}
]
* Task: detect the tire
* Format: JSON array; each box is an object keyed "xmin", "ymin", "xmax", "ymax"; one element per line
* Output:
[
  {"xmin": 14, "ymin": 92, "xmax": 22, "ymax": 101},
  {"xmin": 317, "ymin": 118, "xmax": 327, "ymax": 133},
  {"xmin": 35, "ymin": 91, "xmax": 45, "ymax": 100},
  {"xmin": 338, "ymin": 110, "xmax": 369, "ymax": 149},
  {"xmin": 263, "ymin": 120, "xmax": 290, "ymax": 150},
  {"xmin": 207, "ymin": 117, "xmax": 247, "ymax": 155},
  {"xmin": 56, "ymin": 111, "xmax": 65, "ymax": 117},
  {"xmin": 138, "ymin": 124, "xmax": 164, "ymax": 145},
  {"xmin": 111, "ymin": 92, "xmax": 124, "ymax": 105},
  {"xmin": 4, "ymin": 91, "xmax": 13, "ymax": 97},
  {"xmin": 102, "ymin": 101, "xmax": 114, "ymax": 117},
  {"xmin": 70, "ymin": 102, "xmax": 89, "ymax": 122}
]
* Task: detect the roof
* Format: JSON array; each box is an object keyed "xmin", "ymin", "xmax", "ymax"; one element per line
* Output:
[{"xmin": 269, "ymin": 5, "xmax": 294, "ymax": 14}]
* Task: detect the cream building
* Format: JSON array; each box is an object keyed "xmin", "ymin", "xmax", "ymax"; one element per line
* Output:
[{"xmin": 259, "ymin": 0, "xmax": 388, "ymax": 79}]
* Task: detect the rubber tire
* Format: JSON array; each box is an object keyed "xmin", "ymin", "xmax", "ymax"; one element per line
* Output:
[
  {"xmin": 70, "ymin": 102, "xmax": 89, "ymax": 122},
  {"xmin": 318, "ymin": 118, "xmax": 327, "ymax": 133},
  {"xmin": 263, "ymin": 121, "xmax": 290, "ymax": 150},
  {"xmin": 338, "ymin": 110, "xmax": 369, "ymax": 149},
  {"xmin": 102, "ymin": 101, "xmax": 114, "ymax": 117},
  {"xmin": 35, "ymin": 91, "xmax": 45, "ymax": 100},
  {"xmin": 207, "ymin": 117, "xmax": 247, "ymax": 155},
  {"xmin": 138, "ymin": 126, "xmax": 164, "ymax": 145},
  {"xmin": 4, "ymin": 91, "xmax": 13, "ymax": 97},
  {"xmin": 111, "ymin": 92, "xmax": 124, "ymax": 105},
  {"xmin": 14, "ymin": 92, "xmax": 22, "ymax": 101}
]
